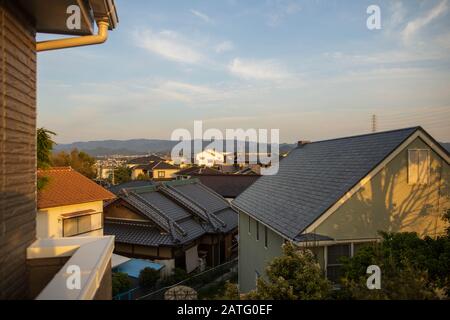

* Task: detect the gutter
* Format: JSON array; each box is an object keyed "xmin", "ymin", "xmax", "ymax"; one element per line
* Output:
[{"xmin": 36, "ymin": 21, "xmax": 109, "ymax": 52}]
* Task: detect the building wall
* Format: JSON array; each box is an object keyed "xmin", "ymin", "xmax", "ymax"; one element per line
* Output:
[
  {"xmin": 315, "ymin": 137, "xmax": 450, "ymax": 240},
  {"xmin": 37, "ymin": 201, "xmax": 104, "ymax": 238},
  {"xmin": 0, "ymin": 2, "xmax": 37, "ymax": 299},
  {"xmin": 27, "ymin": 256, "xmax": 70, "ymax": 299},
  {"xmin": 238, "ymin": 212, "xmax": 284, "ymax": 293},
  {"xmin": 153, "ymin": 169, "xmax": 178, "ymax": 179}
]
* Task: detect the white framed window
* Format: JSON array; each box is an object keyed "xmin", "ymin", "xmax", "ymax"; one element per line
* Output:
[
  {"xmin": 158, "ymin": 171, "xmax": 165, "ymax": 178},
  {"xmin": 325, "ymin": 244, "xmax": 351, "ymax": 283},
  {"xmin": 62, "ymin": 212, "xmax": 102, "ymax": 237},
  {"xmin": 408, "ymin": 149, "xmax": 430, "ymax": 185}
]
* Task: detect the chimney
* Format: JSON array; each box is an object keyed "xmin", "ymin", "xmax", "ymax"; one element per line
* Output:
[{"xmin": 297, "ymin": 140, "xmax": 311, "ymax": 148}]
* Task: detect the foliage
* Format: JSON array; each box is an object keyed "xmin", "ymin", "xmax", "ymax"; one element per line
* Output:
[
  {"xmin": 339, "ymin": 231, "xmax": 450, "ymax": 299},
  {"xmin": 137, "ymin": 173, "xmax": 151, "ymax": 181},
  {"xmin": 161, "ymin": 268, "xmax": 189, "ymax": 287},
  {"xmin": 139, "ymin": 267, "xmax": 160, "ymax": 288},
  {"xmin": 37, "ymin": 128, "xmax": 56, "ymax": 190},
  {"xmin": 113, "ymin": 166, "xmax": 132, "ymax": 184},
  {"xmin": 222, "ymin": 281, "xmax": 240, "ymax": 300},
  {"xmin": 52, "ymin": 148, "xmax": 96, "ymax": 178},
  {"xmin": 112, "ymin": 272, "xmax": 132, "ymax": 297},
  {"xmin": 37, "ymin": 128, "xmax": 56, "ymax": 169},
  {"xmin": 246, "ymin": 242, "xmax": 332, "ymax": 300}
]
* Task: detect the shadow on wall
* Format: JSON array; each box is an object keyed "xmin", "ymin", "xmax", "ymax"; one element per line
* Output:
[{"xmin": 319, "ymin": 150, "xmax": 449, "ymax": 239}]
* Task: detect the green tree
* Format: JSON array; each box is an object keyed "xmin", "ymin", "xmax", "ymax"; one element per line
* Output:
[
  {"xmin": 339, "ymin": 231, "xmax": 448, "ymax": 299},
  {"xmin": 139, "ymin": 267, "xmax": 160, "ymax": 288},
  {"xmin": 113, "ymin": 166, "xmax": 132, "ymax": 184},
  {"xmin": 52, "ymin": 148, "xmax": 96, "ymax": 178},
  {"xmin": 37, "ymin": 128, "xmax": 56, "ymax": 190},
  {"xmin": 112, "ymin": 272, "xmax": 132, "ymax": 297},
  {"xmin": 246, "ymin": 242, "xmax": 332, "ymax": 300}
]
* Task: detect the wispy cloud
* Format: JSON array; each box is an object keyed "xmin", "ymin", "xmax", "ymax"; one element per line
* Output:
[
  {"xmin": 136, "ymin": 29, "xmax": 204, "ymax": 64},
  {"xmin": 190, "ymin": 9, "xmax": 213, "ymax": 23},
  {"xmin": 228, "ymin": 58, "xmax": 291, "ymax": 81},
  {"xmin": 401, "ymin": 0, "xmax": 448, "ymax": 43},
  {"xmin": 153, "ymin": 80, "xmax": 223, "ymax": 103},
  {"xmin": 267, "ymin": 0, "xmax": 301, "ymax": 26},
  {"xmin": 215, "ymin": 41, "xmax": 234, "ymax": 53}
]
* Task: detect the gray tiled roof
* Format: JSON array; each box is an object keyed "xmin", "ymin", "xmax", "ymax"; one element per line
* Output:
[
  {"xmin": 104, "ymin": 179, "xmax": 238, "ymax": 247},
  {"xmin": 233, "ymin": 127, "xmax": 420, "ymax": 240}
]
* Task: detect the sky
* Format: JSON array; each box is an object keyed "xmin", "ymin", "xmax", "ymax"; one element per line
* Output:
[{"xmin": 37, "ymin": 0, "xmax": 450, "ymax": 144}]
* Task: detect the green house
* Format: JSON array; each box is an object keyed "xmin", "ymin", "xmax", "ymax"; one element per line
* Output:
[{"xmin": 232, "ymin": 127, "xmax": 450, "ymax": 293}]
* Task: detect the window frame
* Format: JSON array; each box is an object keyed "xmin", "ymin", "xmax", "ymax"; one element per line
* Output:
[
  {"xmin": 158, "ymin": 170, "xmax": 166, "ymax": 178},
  {"xmin": 408, "ymin": 149, "xmax": 430, "ymax": 185},
  {"xmin": 62, "ymin": 212, "xmax": 103, "ymax": 237}
]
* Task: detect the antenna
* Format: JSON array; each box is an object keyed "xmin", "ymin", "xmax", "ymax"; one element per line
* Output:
[{"xmin": 371, "ymin": 114, "xmax": 377, "ymax": 133}]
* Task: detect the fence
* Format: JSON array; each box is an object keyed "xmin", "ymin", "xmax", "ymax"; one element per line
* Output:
[{"xmin": 132, "ymin": 258, "xmax": 238, "ymax": 300}]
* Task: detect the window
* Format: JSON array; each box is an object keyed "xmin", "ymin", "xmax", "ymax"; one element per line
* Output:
[
  {"xmin": 264, "ymin": 226, "xmax": 268, "ymax": 248},
  {"xmin": 248, "ymin": 216, "xmax": 251, "ymax": 234},
  {"xmin": 326, "ymin": 244, "xmax": 351, "ymax": 283},
  {"xmin": 63, "ymin": 212, "xmax": 102, "ymax": 237},
  {"xmin": 158, "ymin": 171, "xmax": 165, "ymax": 178},
  {"xmin": 256, "ymin": 221, "xmax": 259, "ymax": 241},
  {"xmin": 408, "ymin": 149, "xmax": 430, "ymax": 185}
]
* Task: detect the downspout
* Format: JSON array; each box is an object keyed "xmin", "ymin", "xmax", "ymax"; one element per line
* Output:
[{"xmin": 36, "ymin": 21, "xmax": 109, "ymax": 52}]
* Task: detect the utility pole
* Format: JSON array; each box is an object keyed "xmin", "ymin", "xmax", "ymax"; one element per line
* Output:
[{"xmin": 371, "ymin": 114, "xmax": 377, "ymax": 133}]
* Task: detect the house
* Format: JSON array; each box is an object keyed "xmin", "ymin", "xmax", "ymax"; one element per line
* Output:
[
  {"xmin": 131, "ymin": 161, "xmax": 179, "ymax": 180},
  {"xmin": 0, "ymin": 0, "xmax": 118, "ymax": 299},
  {"xmin": 233, "ymin": 127, "xmax": 450, "ymax": 292},
  {"xmin": 126, "ymin": 155, "xmax": 165, "ymax": 169},
  {"xmin": 195, "ymin": 149, "xmax": 229, "ymax": 167},
  {"xmin": 108, "ymin": 180, "xmax": 155, "ymax": 195},
  {"xmin": 37, "ymin": 167, "xmax": 116, "ymax": 238},
  {"xmin": 103, "ymin": 179, "xmax": 238, "ymax": 275},
  {"xmin": 175, "ymin": 166, "xmax": 222, "ymax": 179}
]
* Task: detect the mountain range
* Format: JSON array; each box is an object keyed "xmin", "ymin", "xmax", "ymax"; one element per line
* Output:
[{"xmin": 54, "ymin": 139, "xmax": 297, "ymax": 157}]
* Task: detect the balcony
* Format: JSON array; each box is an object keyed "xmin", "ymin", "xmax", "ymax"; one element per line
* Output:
[{"xmin": 27, "ymin": 236, "xmax": 114, "ymax": 300}]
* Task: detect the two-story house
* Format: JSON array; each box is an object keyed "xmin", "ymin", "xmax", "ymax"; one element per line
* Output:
[{"xmin": 233, "ymin": 127, "xmax": 450, "ymax": 292}]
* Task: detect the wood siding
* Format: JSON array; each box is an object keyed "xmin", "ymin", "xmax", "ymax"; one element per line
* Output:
[{"xmin": 0, "ymin": 1, "xmax": 37, "ymax": 299}]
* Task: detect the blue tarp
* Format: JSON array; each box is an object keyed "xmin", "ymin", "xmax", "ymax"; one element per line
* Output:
[{"xmin": 113, "ymin": 259, "xmax": 164, "ymax": 278}]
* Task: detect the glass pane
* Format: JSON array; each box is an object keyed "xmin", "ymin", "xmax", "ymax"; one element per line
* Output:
[
  {"xmin": 408, "ymin": 150, "xmax": 419, "ymax": 184},
  {"xmin": 63, "ymin": 218, "xmax": 78, "ymax": 237},
  {"xmin": 327, "ymin": 244, "xmax": 350, "ymax": 265},
  {"xmin": 327, "ymin": 265, "xmax": 343, "ymax": 283},
  {"xmin": 78, "ymin": 215, "xmax": 93, "ymax": 234},
  {"xmin": 418, "ymin": 150, "xmax": 429, "ymax": 184}
]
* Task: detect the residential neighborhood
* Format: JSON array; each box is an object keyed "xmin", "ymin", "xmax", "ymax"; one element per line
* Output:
[{"xmin": 1, "ymin": 0, "xmax": 450, "ymax": 307}]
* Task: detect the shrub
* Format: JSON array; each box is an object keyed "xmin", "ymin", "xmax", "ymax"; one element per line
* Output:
[
  {"xmin": 112, "ymin": 272, "xmax": 131, "ymax": 297},
  {"xmin": 139, "ymin": 267, "xmax": 160, "ymax": 288}
]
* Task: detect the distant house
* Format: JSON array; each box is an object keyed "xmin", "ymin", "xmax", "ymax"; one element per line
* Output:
[
  {"xmin": 104, "ymin": 180, "xmax": 238, "ymax": 274},
  {"xmin": 195, "ymin": 149, "xmax": 230, "ymax": 167},
  {"xmin": 131, "ymin": 161, "xmax": 179, "ymax": 180},
  {"xmin": 108, "ymin": 180, "xmax": 154, "ymax": 195},
  {"xmin": 233, "ymin": 127, "xmax": 450, "ymax": 292},
  {"xmin": 175, "ymin": 166, "xmax": 222, "ymax": 179},
  {"xmin": 126, "ymin": 155, "xmax": 165, "ymax": 168},
  {"xmin": 37, "ymin": 167, "xmax": 116, "ymax": 238},
  {"xmin": 190, "ymin": 174, "xmax": 260, "ymax": 200}
]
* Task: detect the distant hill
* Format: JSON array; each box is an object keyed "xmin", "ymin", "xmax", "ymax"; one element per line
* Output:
[{"xmin": 54, "ymin": 139, "xmax": 297, "ymax": 157}]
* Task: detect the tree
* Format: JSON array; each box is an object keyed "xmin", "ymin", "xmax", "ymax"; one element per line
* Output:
[
  {"xmin": 37, "ymin": 128, "xmax": 56, "ymax": 190},
  {"xmin": 139, "ymin": 267, "xmax": 160, "ymax": 288},
  {"xmin": 52, "ymin": 148, "xmax": 96, "ymax": 178},
  {"xmin": 113, "ymin": 166, "xmax": 132, "ymax": 185},
  {"xmin": 338, "ymin": 231, "xmax": 448, "ymax": 299},
  {"xmin": 37, "ymin": 128, "xmax": 56, "ymax": 168},
  {"xmin": 112, "ymin": 272, "xmax": 132, "ymax": 297},
  {"xmin": 246, "ymin": 242, "xmax": 332, "ymax": 300}
]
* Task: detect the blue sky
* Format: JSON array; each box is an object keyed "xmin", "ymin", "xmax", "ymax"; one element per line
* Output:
[{"xmin": 37, "ymin": 0, "xmax": 450, "ymax": 143}]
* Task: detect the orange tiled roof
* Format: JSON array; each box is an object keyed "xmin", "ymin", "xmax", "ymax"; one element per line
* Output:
[{"xmin": 37, "ymin": 167, "xmax": 115, "ymax": 209}]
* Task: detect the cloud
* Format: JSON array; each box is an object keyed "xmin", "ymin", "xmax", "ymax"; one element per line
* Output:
[
  {"xmin": 152, "ymin": 81, "xmax": 226, "ymax": 104},
  {"xmin": 190, "ymin": 9, "xmax": 213, "ymax": 23},
  {"xmin": 267, "ymin": 0, "xmax": 301, "ymax": 26},
  {"xmin": 228, "ymin": 58, "xmax": 291, "ymax": 81},
  {"xmin": 136, "ymin": 29, "xmax": 203, "ymax": 64},
  {"xmin": 215, "ymin": 41, "xmax": 234, "ymax": 53},
  {"xmin": 401, "ymin": 0, "xmax": 448, "ymax": 43}
]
